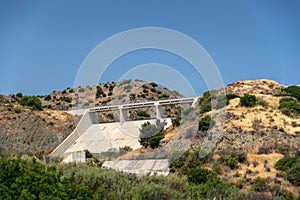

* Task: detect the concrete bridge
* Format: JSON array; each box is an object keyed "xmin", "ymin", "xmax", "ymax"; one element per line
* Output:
[{"xmin": 50, "ymin": 97, "xmax": 198, "ymax": 163}]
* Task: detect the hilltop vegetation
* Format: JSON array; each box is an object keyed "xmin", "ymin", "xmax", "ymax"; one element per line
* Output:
[{"xmin": 1, "ymin": 79, "xmax": 300, "ymax": 199}]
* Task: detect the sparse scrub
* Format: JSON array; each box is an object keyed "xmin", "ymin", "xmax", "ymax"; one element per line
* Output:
[
  {"xmin": 251, "ymin": 177, "xmax": 270, "ymax": 192},
  {"xmin": 218, "ymin": 149, "xmax": 247, "ymax": 169},
  {"xmin": 256, "ymin": 97, "xmax": 268, "ymax": 107}
]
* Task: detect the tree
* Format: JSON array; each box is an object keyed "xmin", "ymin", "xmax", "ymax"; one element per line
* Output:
[
  {"xmin": 139, "ymin": 120, "xmax": 165, "ymax": 148},
  {"xmin": 19, "ymin": 96, "xmax": 42, "ymax": 110},
  {"xmin": 16, "ymin": 92, "xmax": 23, "ymax": 98}
]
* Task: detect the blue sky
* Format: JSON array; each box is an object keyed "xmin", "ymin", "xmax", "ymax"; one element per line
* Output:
[{"xmin": 0, "ymin": 0, "xmax": 299, "ymax": 96}]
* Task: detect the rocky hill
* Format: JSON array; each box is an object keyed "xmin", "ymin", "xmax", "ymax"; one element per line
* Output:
[
  {"xmin": 0, "ymin": 80, "xmax": 181, "ymax": 156},
  {"xmin": 40, "ymin": 79, "xmax": 182, "ymax": 110},
  {"xmin": 1, "ymin": 78, "xmax": 300, "ymax": 197},
  {"xmin": 160, "ymin": 79, "xmax": 300, "ymax": 197}
]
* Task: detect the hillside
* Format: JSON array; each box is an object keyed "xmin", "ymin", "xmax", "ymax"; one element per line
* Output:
[
  {"xmin": 1, "ymin": 78, "xmax": 300, "ymax": 198},
  {"xmin": 40, "ymin": 79, "xmax": 182, "ymax": 110},
  {"xmin": 0, "ymin": 80, "xmax": 181, "ymax": 155},
  {"xmin": 163, "ymin": 79, "xmax": 300, "ymax": 198}
]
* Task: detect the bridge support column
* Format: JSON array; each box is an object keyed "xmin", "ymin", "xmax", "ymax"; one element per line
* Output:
[
  {"xmin": 120, "ymin": 108, "xmax": 127, "ymax": 124},
  {"xmin": 155, "ymin": 105, "xmax": 163, "ymax": 120}
]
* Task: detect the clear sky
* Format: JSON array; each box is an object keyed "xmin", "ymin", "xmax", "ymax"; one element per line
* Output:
[{"xmin": 0, "ymin": 0, "xmax": 299, "ymax": 96}]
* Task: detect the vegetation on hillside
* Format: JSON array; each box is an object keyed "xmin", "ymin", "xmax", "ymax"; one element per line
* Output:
[
  {"xmin": 139, "ymin": 120, "xmax": 165, "ymax": 149},
  {"xmin": 19, "ymin": 96, "xmax": 42, "ymax": 110},
  {"xmin": 239, "ymin": 93, "xmax": 256, "ymax": 107}
]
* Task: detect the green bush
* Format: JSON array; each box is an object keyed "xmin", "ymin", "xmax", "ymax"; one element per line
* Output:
[
  {"xmin": 142, "ymin": 84, "xmax": 149, "ymax": 89},
  {"xmin": 139, "ymin": 120, "xmax": 165, "ymax": 148},
  {"xmin": 198, "ymin": 115, "xmax": 215, "ymax": 131},
  {"xmin": 240, "ymin": 94, "xmax": 256, "ymax": 107},
  {"xmin": 96, "ymin": 86, "xmax": 104, "ymax": 98},
  {"xmin": 44, "ymin": 95, "xmax": 51, "ymax": 101},
  {"xmin": 275, "ymin": 156, "xmax": 300, "ymax": 186},
  {"xmin": 286, "ymin": 165, "xmax": 300, "ymax": 186},
  {"xmin": 275, "ymin": 156, "xmax": 299, "ymax": 171},
  {"xmin": 16, "ymin": 92, "xmax": 23, "ymax": 98},
  {"xmin": 69, "ymin": 89, "xmax": 74, "ymax": 93},
  {"xmin": 158, "ymin": 94, "xmax": 169, "ymax": 99},
  {"xmin": 279, "ymin": 85, "xmax": 300, "ymax": 101},
  {"xmin": 150, "ymin": 82, "xmax": 158, "ymax": 87},
  {"xmin": 19, "ymin": 96, "xmax": 42, "ymax": 110},
  {"xmin": 61, "ymin": 96, "xmax": 71, "ymax": 103},
  {"xmin": 169, "ymin": 150, "xmax": 208, "ymax": 173},
  {"xmin": 187, "ymin": 168, "xmax": 216, "ymax": 185},
  {"xmin": 279, "ymin": 97, "xmax": 300, "ymax": 116},
  {"xmin": 78, "ymin": 88, "xmax": 85, "ymax": 93},
  {"xmin": 226, "ymin": 93, "xmax": 240, "ymax": 102},
  {"xmin": 199, "ymin": 90, "xmax": 230, "ymax": 112},
  {"xmin": 137, "ymin": 110, "xmax": 150, "ymax": 118}
]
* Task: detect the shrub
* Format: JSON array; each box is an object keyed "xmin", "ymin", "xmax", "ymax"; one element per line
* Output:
[
  {"xmin": 19, "ymin": 96, "xmax": 42, "ymax": 110},
  {"xmin": 139, "ymin": 120, "xmax": 165, "ymax": 148},
  {"xmin": 16, "ymin": 92, "xmax": 23, "ymax": 98},
  {"xmin": 187, "ymin": 168, "xmax": 216, "ymax": 185},
  {"xmin": 251, "ymin": 177, "xmax": 269, "ymax": 192},
  {"xmin": 275, "ymin": 156, "xmax": 299, "ymax": 171},
  {"xmin": 96, "ymin": 86, "xmax": 104, "ymax": 98},
  {"xmin": 150, "ymin": 88, "xmax": 157, "ymax": 93},
  {"xmin": 69, "ymin": 89, "xmax": 74, "ymax": 93},
  {"xmin": 150, "ymin": 82, "xmax": 158, "ymax": 87},
  {"xmin": 159, "ymin": 94, "xmax": 169, "ymax": 99},
  {"xmin": 107, "ymin": 113, "xmax": 114, "ymax": 120},
  {"xmin": 240, "ymin": 94, "xmax": 256, "ymax": 107},
  {"xmin": 218, "ymin": 149, "xmax": 247, "ymax": 169},
  {"xmin": 199, "ymin": 90, "xmax": 228, "ymax": 112},
  {"xmin": 62, "ymin": 90, "xmax": 67, "ymax": 94},
  {"xmin": 44, "ymin": 95, "xmax": 51, "ymax": 101},
  {"xmin": 198, "ymin": 116, "xmax": 215, "ymax": 132},
  {"xmin": 279, "ymin": 97, "xmax": 300, "ymax": 116},
  {"xmin": 226, "ymin": 93, "xmax": 240, "ymax": 102},
  {"xmin": 256, "ymin": 97, "xmax": 268, "ymax": 107},
  {"xmin": 142, "ymin": 84, "xmax": 149, "ymax": 89},
  {"xmin": 137, "ymin": 110, "xmax": 150, "ymax": 118},
  {"xmin": 169, "ymin": 149, "xmax": 208, "ymax": 173},
  {"xmin": 199, "ymin": 91, "xmax": 212, "ymax": 113},
  {"xmin": 279, "ymin": 85, "xmax": 300, "ymax": 101},
  {"xmin": 129, "ymin": 93, "xmax": 136, "ymax": 101},
  {"xmin": 78, "ymin": 88, "xmax": 85, "ymax": 93},
  {"xmin": 61, "ymin": 96, "xmax": 71, "ymax": 103},
  {"xmin": 286, "ymin": 165, "xmax": 300, "ymax": 186}
]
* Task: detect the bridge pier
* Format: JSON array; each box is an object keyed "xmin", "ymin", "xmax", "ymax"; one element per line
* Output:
[
  {"xmin": 155, "ymin": 105, "xmax": 164, "ymax": 119},
  {"xmin": 120, "ymin": 108, "xmax": 128, "ymax": 124}
]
